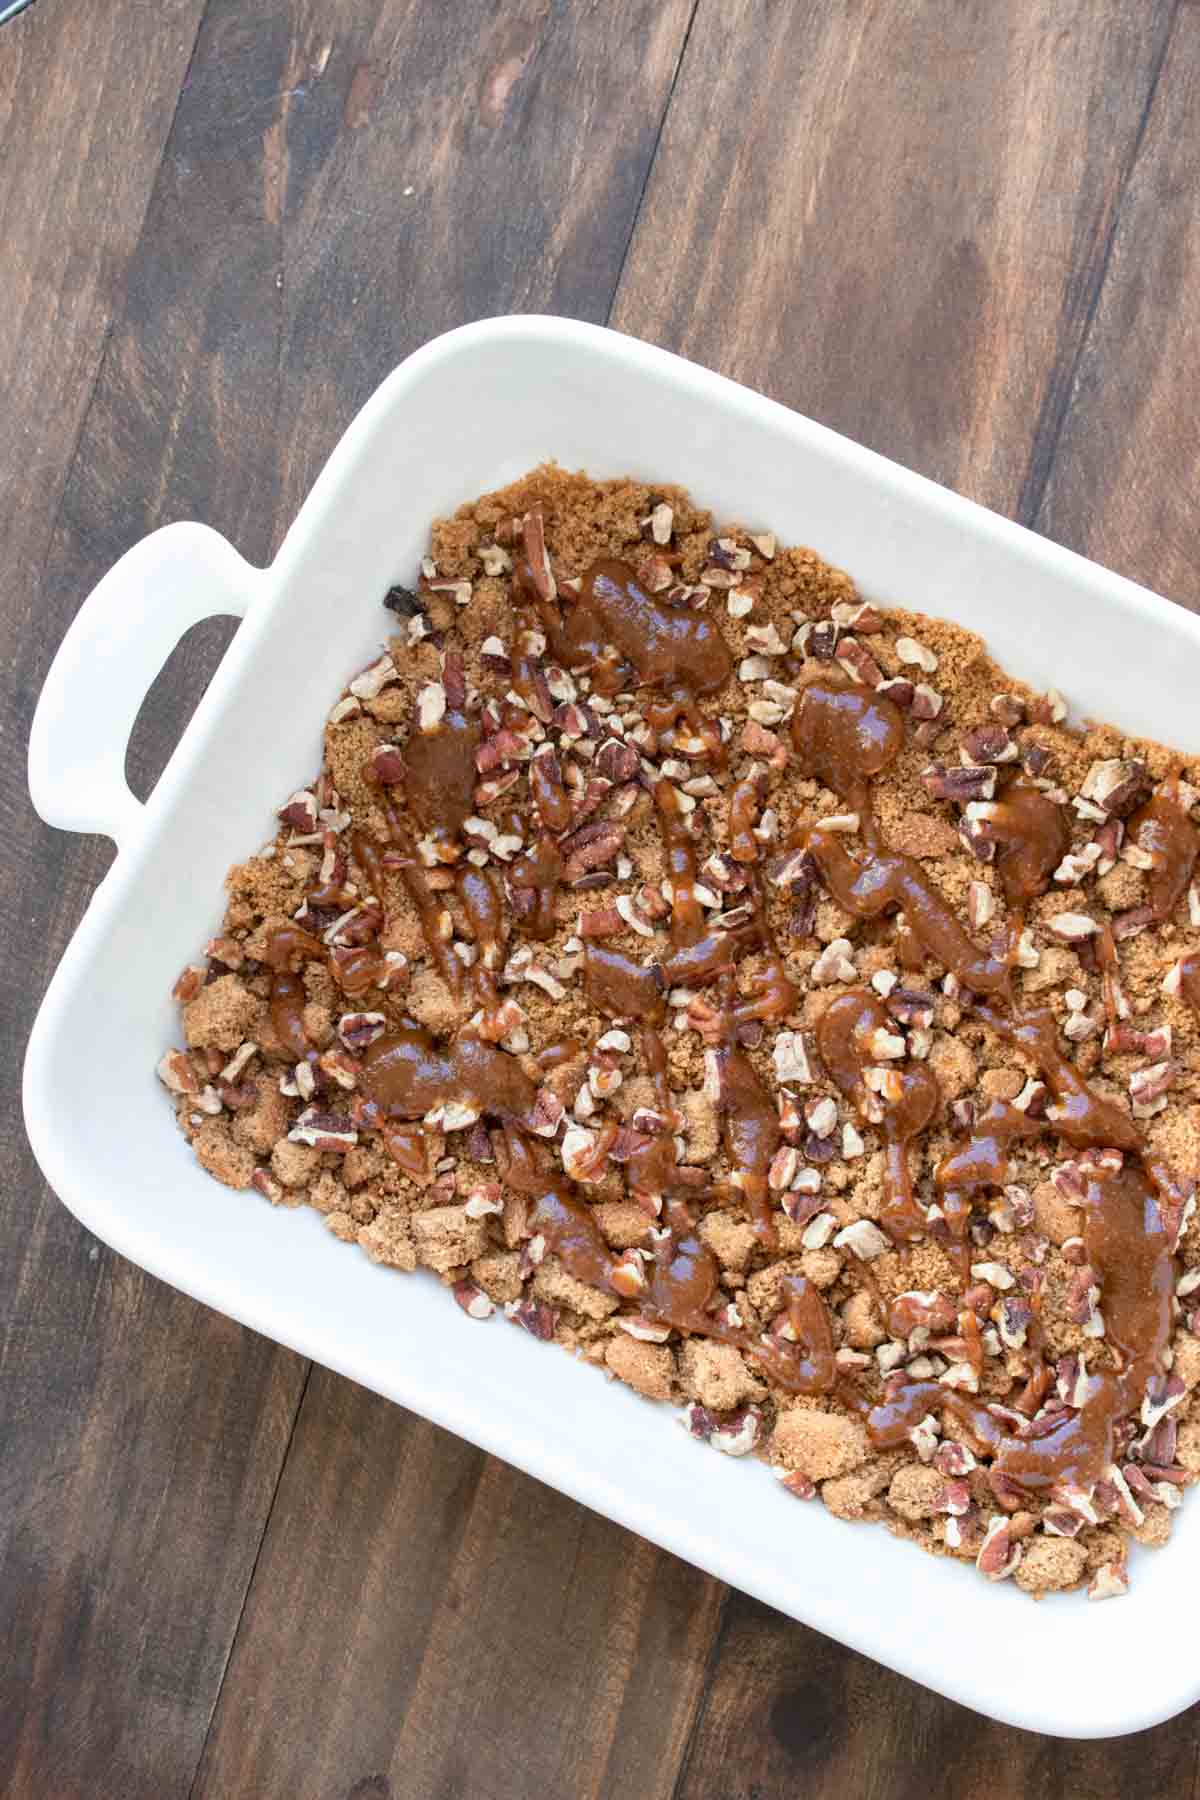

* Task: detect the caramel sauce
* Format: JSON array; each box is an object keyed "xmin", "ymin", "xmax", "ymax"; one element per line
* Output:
[
  {"xmin": 350, "ymin": 828, "xmax": 387, "ymax": 904},
  {"xmin": 971, "ymin": 998, "xmax": 1141, "ymax": 1154},
  {"xmin": 714, "ymin": 1040, "xmax": 780, "ymax": 1248},
  {"xmin": 641, "ymin": 1028, "xmax": 674, "ymax": 1113},
  {"xmin": 1129, "ymin": 782, "xmax": 1199, "ymax": 921},
  {"xmin": 358, "ymin": 1026, "xmax": 536, "ymax": 1125},
  {"xmin": 935, "ymin": 1097, "xmax": 1040, "ymax": 1254},
  {"xmin": 754, "ymin": 1275, "xmax": 838, "ymax": 1394},
  {"xmin": 643, "ymin": 691, "xmax": 727, "ymax": 765},
  {"xmin": 405, "ymin": 703, "xmax": 481, "ymax": 841},
  {"xmin": 456, "ymin": 864, "xmax": 505, "ymax": 969},
  {"xmin": 536, "ymin": 1036, "xmax": 582, "ymax": 1073},
  {"xmin": 263, "ymin": 926, "xmax": 325, "ymax": 1058},
  {"xmin": 508, "ymin": 834, "xmax": 562, "ymax": 941},
  {"xmin": 529, "ymin": 750, "xmax": 574, "ymax": 832},
  {"xmin": 791, "ymin": 678, "xmax": 904, "ymax": 832},
  {"xmin": 620, "ymin": 1028, "xmax": 698, "ymax": 1199},
  {"xmin": 269, "ymin": 971, "xmax": 313, "ymax": 1059},
  {"xmin": 379, "ymin": 1124, "xmax": 430, "ymax": 1177},
  {"xmin": 263, "ymin": 925, "xmax": 324, "ymax": 969},
  {"xmin": 494, "ymin": 1128, "xmax": 620, "ymax": 1290},
  {"xmin": 816, "ymin": 988, "xmax": 940, "ymax": 1240},
  {"xmin": 886, "ymin": 1292, "xmax": 957, "ymax": 1337},
  {"xmin": 582, "ymin": 943, "xmax": 667, "ymax": 1024},
  {"xmin": 806, "ymin": 828, "xmax": 1011, "ymax": 995},
  {"xmin": 728, "ymin": 775, "xmax": 762, "ymax": 864},
  {"xmin": 623, "ymin": 1133, "xmax": 688, "ymax": 1201},
  {"xmin": 662, "ymin": 926, "xmax": 759, "ymax": 990},
  {"xmin": 896, "ymin": 916, "xmax": 925, "ymax": 972},
  {"xmin": 330, "ymin": 944, "xmax": 395, "ymax": 998},
  {"xmin": 643, "ymin": 1201, "xmax": 737, "ymax": 1337},
  {"xmin": 390, "ymin": 833, "xmax": 463, "ymax": 1001},
  {"xmin": 973, "ymin": 781, "xmax": 1069, "ymax": 907},
  {"xmin": 640, "ymin": 1205, "xmax": 843, "ymax": 1397},
  {"xmin": 657, "ymin": 779, "xmax": 705, "ymax": 945},
  {"xmin": 531, "ymin": 558, "xmax": 733, "ymax": 697}
]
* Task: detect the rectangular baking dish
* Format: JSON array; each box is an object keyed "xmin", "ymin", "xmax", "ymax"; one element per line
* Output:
[{"xmin": 25, "ymin": 316, "xmax": 1200, "ymax": 1738}]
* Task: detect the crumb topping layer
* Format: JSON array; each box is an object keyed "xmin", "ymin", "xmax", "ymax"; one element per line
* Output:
[{"xmin": 161, "ymin": 466, "xmax": 1200, "ymax": 1600}]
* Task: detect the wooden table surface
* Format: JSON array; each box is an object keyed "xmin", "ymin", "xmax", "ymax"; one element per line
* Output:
[{"xmin": 5, "ymin": 2, "xmax": 1200, "ymax": 1794}]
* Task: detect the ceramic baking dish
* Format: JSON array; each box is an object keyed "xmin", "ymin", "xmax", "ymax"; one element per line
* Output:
[{"xmin": 25, "ymin": 316, "xmax": 1200, "ymax": 1738}]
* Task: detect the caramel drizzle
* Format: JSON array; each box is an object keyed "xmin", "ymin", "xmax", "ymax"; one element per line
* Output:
[
  {"xmin": 971, "ymin": 780, "xmax": 1070, "ymax": 909},
  {"xmin": 815, "ymin": 988, "xmax": 940, "ymax": 1241},
  {"xmin": 405, "ymin": 703, "xmax": 481, "ymax": 847},
  {"xmin": 263, "ymin": 926, "xmax": 325, "ymax": 1060},
  {"xmin": 1129, "ymin": 779, "xmax": 1199, "ymax": 922},
  {"xmin": 263, "ymin": 549, "xmax": 817, "ymax": 1363},
  {"xmin": 934, "ymin": 1096, "xmax": 1040, "ymax": 1266},
  {"xmin": 805, "ymin": 825, "xmax": 1011, "ymax": 996},
  {"xmin": 264, "ymin": 562, "xmax": 1188, "ymax": 1499},
  {"xmin": 868, "ymin": 1156, "xmax": 1173, "ymax": 1492},
  {"xmin": 522, "ymin": 555, "xmax": 733, "ymax": 701},
  {"xmin": 791, "ymin": 677, "xmax": 904, "ymax": 836},
  {"xmin": 790, "ymin": 679, "xmax": 1184, "ymax": 1493}
]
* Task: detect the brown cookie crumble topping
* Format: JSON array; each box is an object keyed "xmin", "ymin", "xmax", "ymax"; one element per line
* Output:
[{"xmin": 160, "ymin": 465, "xmax": 1200, "ymax": 1600}]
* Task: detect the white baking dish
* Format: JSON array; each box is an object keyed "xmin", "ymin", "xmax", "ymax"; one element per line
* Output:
[{"xmin": 25, "ymin": 317, "xmax": 1200, "ymax": 1738}]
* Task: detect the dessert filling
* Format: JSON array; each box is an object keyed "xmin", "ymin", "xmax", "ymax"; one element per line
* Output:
[{"xmin": 161, "ymin": 467, "xmax": 1200, "ymax": 1600}]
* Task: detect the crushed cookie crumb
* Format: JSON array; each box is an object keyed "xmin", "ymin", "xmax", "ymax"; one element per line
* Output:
[{"xmin": 162, "ymin": 465, "xmax": 1200, "ymax": 1599}]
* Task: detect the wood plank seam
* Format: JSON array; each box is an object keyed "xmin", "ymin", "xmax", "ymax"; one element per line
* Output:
[
  {"xmin": 669, "ymin": 1588, "xmax": 734, "ymax": 1800},
  {"xmin": 601, "ymin": 0, "xmax": 703, "ymax": 326},
  {"xmin": 1015, "ymin": 0, "xmax": 1183, "ymax": 529},
  {"xmin": 185, "ymin": 1363, "xmax": 314, "ymax": 1800},
  {"xmin": 25, "ymin": 0, "xmax": 214, "ymax": 612}
]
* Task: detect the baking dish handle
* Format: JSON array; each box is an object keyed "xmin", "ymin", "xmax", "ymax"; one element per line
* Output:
[{"xmin": 28, "ymin": 522, "xmax": 259, "ymax": 851}]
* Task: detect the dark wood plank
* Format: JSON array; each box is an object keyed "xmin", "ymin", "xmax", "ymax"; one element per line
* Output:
[
  {"xmin": 0, "ymin": 0, "xmax": 206, "ymax": 636},
  {"xmin": 11, "ymin": 0, "xmax": 1200, "ymax": 1794},
  {"xmin": 1032, "ymin": 1, "xmax": 1199, "ymax": 604},
  {"xmin": 193, "ymin": 1372, "xmax": 722, "ymax": 1800},
  {"xmin": 612, "ymin": 0, "xmax": 1175, "ymax": 519},
  {"xmin": 267, "ymin": 0, "xmax": 704, "ymax": 532},
  {"xmin": 673, "ymin": 1596, "xmax": 1199, "ymax": 1800},
  {"xmin": 12, "ymin": 0, "xmax": 707, "ymax": 1795},
  {"xmin": 0, "ymin": 10, "xmax": 315, "ymax": 1800}
]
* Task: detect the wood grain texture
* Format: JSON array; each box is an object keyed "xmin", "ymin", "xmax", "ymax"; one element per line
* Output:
[
  {"xmin": 0, "ymin": 0, "xmax": 205, "ymax": 630},
  {"xmin": 6, "ymin": 1, "xmax": 706, "ymax": 1795},
  {"xmin": 673, "ymin": 1595, "xmax": 1200, "ymax": 1800},
  {"xmin": 193, "ymin": 1372, "xmax": 722, "ymax": 1800},
  {"xmin": 1034, "ymin": 1, "xmax": 1200, "ymax": 602},
  {"xmin": 0, "ymin": 9, "xmax": 313, "ymax": 1800},
  {"xmin": 612, "ymin": 0, "xmax": 1175, "ymax": 519},
  {"xmin": 8, "ymin": 0, "xmax": 1200, "ymax": 1793}
]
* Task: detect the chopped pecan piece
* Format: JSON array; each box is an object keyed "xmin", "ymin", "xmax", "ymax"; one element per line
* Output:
[
  {"xmin": 960, "ymin": 724, "xmax": 1017, "ymax": 765},
  {"xmin": 454, "ymin": 1281, "xmax": 496, "ymax": 1320},
  {"xmin": 923, "ymin": 762, "xmax": 995, "ymax": 802},
  {"xmin": 561, "ymin": 822, "xmax": 625, "ymax": 882},
  {"xmin": 504, "ymin": 1298, "xmax": 558, "ymax": 1340}
]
